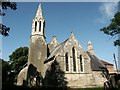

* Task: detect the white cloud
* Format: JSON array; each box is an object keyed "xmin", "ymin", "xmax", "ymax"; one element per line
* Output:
[
  {"xmin": 100, "ymin": 2, "xmax": 118, "ymax": 18},
  {"xmin": 96, "ymin": 2, "xmax": 118, "ymax": 23}
]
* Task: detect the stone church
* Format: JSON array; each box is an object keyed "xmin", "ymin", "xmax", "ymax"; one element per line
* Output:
[{"xmin": 17, "ymin": 4, "xmax": 108, "ymax": 88}]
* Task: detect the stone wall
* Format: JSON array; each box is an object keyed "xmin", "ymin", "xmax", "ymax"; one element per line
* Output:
[
  {"xmin": 28, "ymin": 35, "xmax": 47, "ymax": 77},
  {"xmin": 92, "ymin": 71, "xmax": 107, "ymax": 86},
  {"xmin": 55, "ymin": 33, "xmax": 92, "ymax": 74},
  {"xmin": 17, "ymin": 66, "xmax": 28, "ymax": 86},
  {"xmin": 65, "ymin": 71, "xmax": 107, "ymax": 88}
]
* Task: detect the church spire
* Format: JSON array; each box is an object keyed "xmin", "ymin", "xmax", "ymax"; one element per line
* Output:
[
  {"xmin": 87, "ymin": 41, "xmax": 94, "ymax": 55},
  {"xmin": 31, "ymin": 4, "xmax": 45, "ymax": 37},
  {"xmin": 35, "ymin": 4, "xmax": 44, "ymax": 20}
]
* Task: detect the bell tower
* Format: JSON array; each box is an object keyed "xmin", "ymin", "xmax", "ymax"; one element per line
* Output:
[
  {"xmin": 31, "ymin": 4, "xmax": 45, "ymax": 37},
  {"xmin": 28, "ymin": 4, "xmax": 47, "ymax": 77}
]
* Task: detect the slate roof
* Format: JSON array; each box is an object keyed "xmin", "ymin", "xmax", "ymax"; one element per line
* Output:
[
  {"xmin": 87, "ymin": 52, "xmax": 106, "ymax": 71},
  {"xmin": 99, "ymin": 60, "xmax": 113, "ymax": 66}
]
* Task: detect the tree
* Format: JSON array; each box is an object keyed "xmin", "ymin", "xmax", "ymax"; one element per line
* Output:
[
  {"xmin": 2, "ymin": 47, "xmax": 28, "ymax": 87},
  {"xmin": 2, "ymin": 58, "xmax": 11, "ymax": 84},
  {"xmin": 9, "ymin": 47, "xmax": 28, "ymax": 74},
  {"xmin": 0, "ymin": 1, "xmax": 17, "ymax": 36},
  {"xmin": 8, "ymin": 47, "xmax": 28, "ymax": 84},
  {"xmin": 100, "ymin": 12, "xmax": 120, "ymax": 46}
]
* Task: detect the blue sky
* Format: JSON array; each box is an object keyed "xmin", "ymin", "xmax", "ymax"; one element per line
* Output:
[{"xmin": 2, "ymin": 2, "xmax": 119, "ymax": 66}]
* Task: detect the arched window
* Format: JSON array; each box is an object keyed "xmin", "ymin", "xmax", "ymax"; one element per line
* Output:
[
  {"xmin": 72, "ymin": 47, "xmax": 76, "ymax": 71},
  {"xmin": 35, "ymin": 21, "xmax": 37, "ymax": 32},
  {"xmin": 65, "ymin": 53, "xmax": 69, "ymax": 71},
  {"xmin": 43, "ymin": 21, "xmax": 45, "ymax": 34},
  {"xmin": 80, "ymin": 55, "xmax": 83, "ymax": 72},
  {"xmin": 39, "ymin": 21, "xmax": 41, "ymax": 32}
]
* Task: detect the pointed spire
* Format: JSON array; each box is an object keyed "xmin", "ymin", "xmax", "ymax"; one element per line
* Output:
[
  {"xmin": 35, "ymin": 4, "xmax": 44, "ymax": 20},
  {"xmin": 31, "ymin": 4, "xmax": 45, "ymax": 37},
  {"xmin": 88, "ymin": 41, "xmax": 94, "ymax": 55}
]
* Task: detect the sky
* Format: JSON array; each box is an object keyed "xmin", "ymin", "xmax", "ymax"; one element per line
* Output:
[{"xmin": 1, "ymin": 2, "xmax": 119, "ymax": 67}]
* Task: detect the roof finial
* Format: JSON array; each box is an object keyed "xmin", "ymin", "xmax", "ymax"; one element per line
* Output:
[{"xmin": 88, "ymin": 41, "xmax": 94, "ymax": 55}]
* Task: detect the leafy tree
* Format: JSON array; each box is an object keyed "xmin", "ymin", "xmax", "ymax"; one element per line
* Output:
[
  {"xmin": 9, "ymin": 47, "xmax": 28, "ymax": 74},
  {"xmin": 2, "ymin": 58, "xmax": 11, "ymax": 84},
  {"xmin": 2, "ymin": 47, "xmax": 28, "ymax": 87},
  {"xmin": 8, "ymin": 47, "xmax": 28, "ymax": 84},
  {"xmin": 100, "ymin": 12, "xmax": 120, "ymax": 46},
  {"xmin": 0, "ymin": 1, "xmax": 17, "ymax": 36}
]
